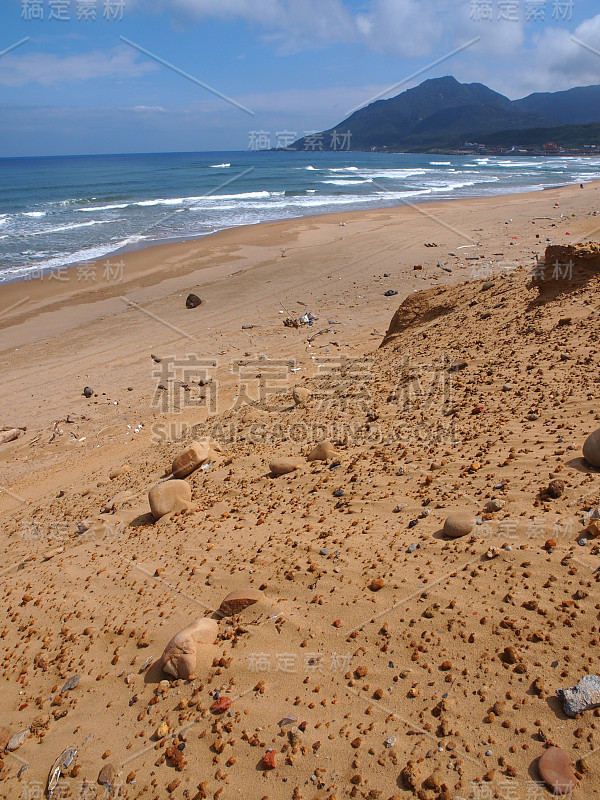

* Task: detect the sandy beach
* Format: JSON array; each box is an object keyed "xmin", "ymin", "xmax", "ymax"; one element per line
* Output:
[{"xmin": 1, "ymin": 181, "xmax": 600, "ymax": 800}]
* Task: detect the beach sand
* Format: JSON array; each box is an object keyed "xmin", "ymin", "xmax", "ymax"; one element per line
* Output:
[{"xmin": 1, "ymin": 182, "xmax": 599, "ymax": 799}]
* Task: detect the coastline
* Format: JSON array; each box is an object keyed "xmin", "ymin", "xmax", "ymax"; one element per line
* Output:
[{"xmin": 1, "ymin": 180, "xmax": 598, "ymax": 346}]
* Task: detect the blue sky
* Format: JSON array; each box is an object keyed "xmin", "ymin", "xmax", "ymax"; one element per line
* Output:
[{"xmin": 1, "ymin": 0, "xmax": 599, "ymax": 156}]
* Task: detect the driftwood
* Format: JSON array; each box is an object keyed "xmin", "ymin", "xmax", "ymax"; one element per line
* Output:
[{"xmin": 307, "ymin": 328, "xmax": 333, "ymax": 343}]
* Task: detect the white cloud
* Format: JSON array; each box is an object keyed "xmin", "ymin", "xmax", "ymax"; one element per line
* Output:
[
  {"xmin": 132, "ymin": 105, "xmax": 168, "ymax": 112},
  {"xmin": 452, "ymin": 12, "xmax": 600, "ymax": 98},
  {"xmin": 356, "ymin": 0, "xmax": 444, "ymax": 59},
  {"xmin": 0, "ymin": 46, "xmax": 157, "ymax": 86},
  {"xmin": 525, "ymin": 13, "xmax": 600, "ymax": 91},
  {"xmin": 131, "ymin": 0, "xmax": 357, "ymax": 50}
]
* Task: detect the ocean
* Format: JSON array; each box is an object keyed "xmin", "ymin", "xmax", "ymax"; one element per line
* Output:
[{"xmin": 1, "ymin": 150, "xmax": 599, "ymax": 284}]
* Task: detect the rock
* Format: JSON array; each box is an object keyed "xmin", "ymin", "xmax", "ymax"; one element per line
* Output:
[
  {"xmin": 442, "ymin": 512, "xmax": 475, "ymax": 538},
  {"xmin": 502, "ymin": 646, "xmax": 519, "ymax": 664},
  {"xmin": 307, "ymin": 440, "xmax": 338, "ymax": 462},
  {"xmin": 155, "ymin": 722, "xmax": 169, "ymax": 739},
  {"xmin": 210, "ymin": 696, "xmax": 231, "ymax": 714},
  {"xmin": 43, "ymin": 547, "xmax": 64, "ymax": 561},
  {"xmin": 0, "ymin": 428, "xmax": 22, "ymax": 445},
  {"xmin": 369, "ymin": 578, "xmax": 385, "ymax": 592},
  {"xmin": 262, "ymin": 750, "xmax": 276, "ymax": 769},
  {"xmin": 109, "ymin": 464, "xmax": 131, "ymax": 480},
  {"xmin": 400, "ymin": 760, "xmax": 419, "ymax": 791},
  {"xmin": 292, "ymin": 387, "xmax": 311, "ymax": 406},
  {"xmin": 384, "ymin": 290, "xmax": 398, "ymax": 297},
  {"xmin": 185, "ymin": 293, "xmax": 202, "ymax": 309},
  {"xmin": 217, "ymin": 588, "xmax": 264, "ymax": 617},
  {"xmin": 269, "ymin": 458, "xmax": 303, "ymax": 477},
  {"xmin": 538, "ymin": 747, "xmax": 577, "ymax": 794},
  {"xmin": 172, "ymin": 441, "xmax": 210, "ymax": 479},
  {"xmin": 203, "ymin": 447, "xmax": 221, "ymax": 466},
  {"xmin": 6, "ymin": 730, "xmax": 30, "ymax": 752},
  {"xmin": 98, "ymin": 763, "xmax": 117, "ymax": 787},
  {"xmin": 157, "ymin": 618, "xmax": 218, "ymax": 680},
  {"xmin": 557, "ymin": 674, "xmax": 600, "ymax": 716},
  {"xmin": 30, "ymin": 715, "xmax": 50, "ymax": 736},
  {"xmin": 485, "ymin": 498, "xmax": 505, "ymax": 513},
  {"xmin": 61, "ymin": 675, "xmax": 81, "ymax": 694},
  {"xmin": 104, "ymin": 490, "xmax": 133, "ymax": 513},
  {"xmin": 423, "ymin": 771, "xmax": 443, "ymax": 791},
  {"xmin": 583, "ymin": 429, "xmax": 600, "ymax": 468},
  {"xmin": 532, "ymin": 677, "xmax": 545, "ymax": 697},
  {"xmin": 83, "ymin": 386, "xmax": 93, "ymax": 398},
  {"xmin": 0, "ymin": 726, "xmax": 12, "ymax": 749},
  {"xmin": 586, "ymin": 517, "xmax": 600, "ymax": 538},
  {"xmin": 148, "ymin": 480, "xmax": 192, "ymax": 521},
  {"xmin": 540, "ymin": 479, "xmax": 565, "ymax": 500}
]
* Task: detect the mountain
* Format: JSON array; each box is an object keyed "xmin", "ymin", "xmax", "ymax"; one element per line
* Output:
[
  {"xmin": 291, "ymin": 76, "xmax": 600, "ymax": 152},
  {"xmin": 514, "ymin": 85, "xmax": 600, "ymax": 126}
]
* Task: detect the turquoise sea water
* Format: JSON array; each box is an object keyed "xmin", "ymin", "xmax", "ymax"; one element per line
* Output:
[{"xmin": 1, "ymin": 150, "xmax": 599, "ymax": 283}]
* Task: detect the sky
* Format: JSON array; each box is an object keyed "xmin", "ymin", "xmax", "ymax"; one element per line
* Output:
[{"xmin": 1, "ymin": 0, "xmax": 600, "ymax": 156}]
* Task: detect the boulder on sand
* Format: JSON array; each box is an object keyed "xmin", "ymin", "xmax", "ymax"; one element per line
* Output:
[
  {"xmin": 172, "ymin": 441, "xmax": 210, "ymax": 478},
  {"xmin": 557, "ymin": 674, "xmax": 600, "ymax": 716},
  {"xmin": 443, "ymin": 512, "xmax": 475, "ymax": 539},
  {"xmin": 157, "ymin": 618, "xmax": 218, "ymax": 679},
  {"xmin": 269, "ymin": 458, "xmax": 303, "ymax": 476},
  {"xmin": 307, "ymin": 440, "xmax": 338, "ymax": 462},
  {"xmin": 148, "ymin": 480, "xmax": 192, "ymax": 520},
  {"xmin": 217, "ymin": 588, "xmax": 264, "ymax": 617},
  {"xmin": 583, "ymin": 429, "xmax": 600, "ymax": 468},
  {"xmin": 538, "ymin": 746, "xmax": 576, "ymax": 795},
  {"xmin": 186, "ymin": 293, "xmax": 202, "ymax": 309}
]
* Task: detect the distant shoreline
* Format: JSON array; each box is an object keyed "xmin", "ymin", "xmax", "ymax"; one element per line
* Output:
[
  {"xmin": 3, "ymin": 175, "xmax": 597, "ymax": 288},
  {"xmin": 1, "ymin": 179, "xmax": 598, "ymax": 356}
]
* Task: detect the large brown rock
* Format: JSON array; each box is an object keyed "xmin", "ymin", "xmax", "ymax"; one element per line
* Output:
[
  {"xmin": 269, "ymin": 458, "xmax": 303, "ymax": 476},
  {"xmin": 98, "ymin": 763, "xmax": 117, "ymax": 787},
  {"xmin": 538, "ymin": 746, "xmax": 576, "ymax": 795},
  {"xmin": 148, "ymin": 480, "xmax": 192, "ymax": 521},
  {"xmin": 217, "ymin": 588, "xmax": 264, "ymax": 617},
  {"xmin": 583, "ymin": 429, "xmax": 600, "ymax": 468},
  {"xmin": 157, "ymin": 618, "xmax": 218, "ymax": 680},
  {"xmin": 443, "ymin": 512, "xmax": 475, "ymax": 539},
  {"xmin": 307, "ymin": 440, "xmax": 338, "ymax": 462},
  {"xmin": 172, "ymin": 441, "xmax": 210, "ymax": 478}
]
